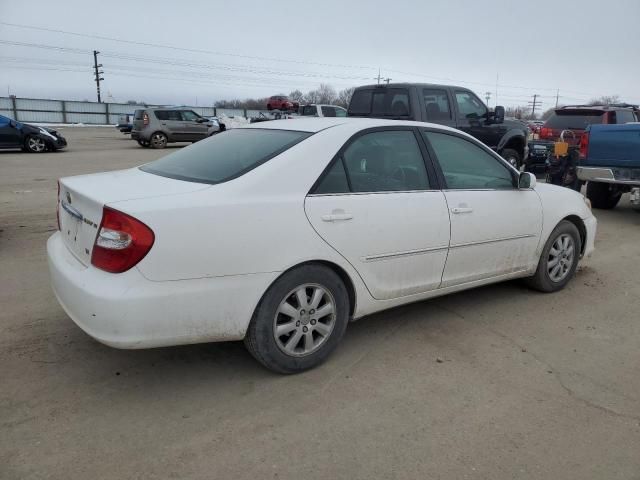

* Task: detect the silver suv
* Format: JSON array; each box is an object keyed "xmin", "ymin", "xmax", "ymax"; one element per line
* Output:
[{"xmin": 131, "ymin": 108, "xmax": 222, "ymax": 148}]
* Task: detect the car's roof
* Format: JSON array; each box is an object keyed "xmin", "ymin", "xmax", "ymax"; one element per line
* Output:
[
  {"xmin": 354, "ymin": 82, "xmax": 469, "ymax": 90},
  {"xmin": 242, "ymin": 117, "xmax": 461, "ymax": 134}
]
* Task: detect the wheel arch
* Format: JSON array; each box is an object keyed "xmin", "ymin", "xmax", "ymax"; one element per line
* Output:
[
  {"xmin": 561, "ymin": 214, "xmax": 587, "ymax": 256},
  {"xmin": 498, "ymin": 131, "xmax": 526, "ymax": 156},
  {"xmin": 262, "ymin": 260, "xmax": 357, "ymax": 317}
]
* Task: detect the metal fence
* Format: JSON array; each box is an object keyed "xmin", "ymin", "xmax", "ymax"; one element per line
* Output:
[{"xmin": 0, "ymin": 96, "xmax": 269, "ymax": 124}]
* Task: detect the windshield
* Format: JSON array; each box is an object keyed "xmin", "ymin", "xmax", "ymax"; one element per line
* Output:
[
  {"xmin": 546, "ymin": 110, "xmax": 605, "ymax": 129},
  {"xmin": 140, "ymin": 129, "xmax": 311, "ymax": 184}
]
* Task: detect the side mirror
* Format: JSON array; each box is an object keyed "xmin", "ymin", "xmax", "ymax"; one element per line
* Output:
[
  {"xmin": 519, "ymin": 172, "xmax": 536, "ymax": 189},
  {"xmin": 196, "ymin": 118, "xmax": 207, "ymax": 123},
  {"xmin": 494, "ymin": 106, "xmax": 505, "ymax": 124}
]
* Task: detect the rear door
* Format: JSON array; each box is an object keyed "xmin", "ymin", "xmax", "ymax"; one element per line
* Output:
[
  {"xmin": 305, "ymin": 128, "xmax": 450, "ymax": 300},
  {"xmin": 154, "ymin": 110, "xmax": 183, "ymax": 141},
  {"xmin": 422, "ymin": 88, "xmax": 456, "ymax": 127}
]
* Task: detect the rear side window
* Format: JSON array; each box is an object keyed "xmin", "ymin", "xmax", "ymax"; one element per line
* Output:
[
  {"xmin": 423, "ymin": 89, "xmax": 452, "ymax": 121},
  {"xmin": 546, "ymin": 110, "xmax": 605, "ymax": 129},
  {"xmin": 348, "ymin": 88, "xmax": 411, "ymax": 118},
  {"xmin": 141, "ymin": 129, "xmax": 311, "ymax": 184},
  {"xmin": 301, "ymin": 105, "xmax": 317, "ymax": 116},
  {"xmin": 321, "ymin": 106, "xmax": 342, "ymax": 117},
  {"xmin": 615, "ymin": 110, "xmax": 635, "ymax": 124},
  {"xmin": 154, "ymin": 110, "xmax": 182, "ymax": 121},
  {"xmin": 133, "ymin": 110, "xmax": 144, "ymax": 120}
]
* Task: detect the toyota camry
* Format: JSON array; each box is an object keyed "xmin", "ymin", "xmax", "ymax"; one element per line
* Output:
[{"xmin": 48, "ymin": 118, "xmax": 596, "ymax": 373}]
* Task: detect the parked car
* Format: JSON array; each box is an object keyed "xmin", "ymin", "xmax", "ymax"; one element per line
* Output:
[
  {"xmin": 131, "ymin": 108, "xmax": 222, "ymax": 148},
  {"xmin": 0, "ymin": 114, "xmax": 67, "ymax": 153},
  {"xmin": 116, "ymin": 113, "xmax": 134, "ymax": 133},
  {"xmin": 267, "ymin": 95, "xmax": 299, "ymax": 112},
  {"xmin": 299, "ymin": 104, "xmax": 347, "ymax": 117},
  {"xmin": 347, "ymin": 83, "xmax": 528, "ymax": 168},
  {"xmin": 526, "ymin": 104, "xmax": 639, "ymax": 172},
  {"xmin": 577, "ymin": 123, "xmax": 640, "ymax": 210},
  {"xmin": 48, "ymin": 118, "xmax": 596, "ymax": 373},
  {"xmin": 205, "ymin": 116, "xmax": 226, "ymax": 132}
]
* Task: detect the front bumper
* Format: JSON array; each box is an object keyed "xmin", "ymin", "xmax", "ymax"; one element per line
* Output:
[
  {"xmin": 47, "ymin": 232, "xmax": 278, "ymax": 349},
  {"xmin": 583, "ymin": 214, "xmax": 597, "ymax": 259}
]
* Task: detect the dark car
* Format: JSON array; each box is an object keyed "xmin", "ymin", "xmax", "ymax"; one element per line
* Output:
[
  {"xmin": 526, "ymin": 104, "xmax": 639, "ymax": 172},
  {"xmin": 347, "ymin": 83, "xmax": 528, "ymax": 168},
  {"xmin": 267, "ymin": 95, "xmax": 299, "ymax": 112},
  {"xmin": 0, "ymin": 114, "xmax": 67, "ymax": 153}
]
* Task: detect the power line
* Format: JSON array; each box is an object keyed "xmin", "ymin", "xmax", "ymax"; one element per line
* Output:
[{"xmin": 0, "ymin": 21, "xmax": 373, "ymax": 71}]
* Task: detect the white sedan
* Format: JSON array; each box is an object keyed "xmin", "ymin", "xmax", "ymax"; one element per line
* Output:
[{"xmin": 48, "ymin": 118, "xmax": 596, "ymax": 373}]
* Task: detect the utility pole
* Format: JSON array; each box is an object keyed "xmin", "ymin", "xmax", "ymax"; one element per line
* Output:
[
  {"xmin": 93, "ymin": 50, "xmax": 104, "ymax": 103},
  {"xmin": 555, "ymin": 89, "xmax": 560, "ymax": 108},
  {"xmin": 484, "ymin": 91, "xmax": 492, "ymax": 106},
  {"xmin": 374, "ymin": 68, "xmax": 382, "ymax": 85},
  {"xmin": 528, "ymin": 94, "xmax": 541, "ymax": 118},
  {"xmin": 383, "ymin": 77, "xmax": 392, "ymax": 85}
]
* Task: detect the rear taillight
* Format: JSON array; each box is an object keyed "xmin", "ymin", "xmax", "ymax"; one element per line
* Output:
[
  {"xmin": 143, "ymin": 113, "xmax": 149, "ymax": 126},
  {"xmin": 91, "ymin": 207, "xmax": 154, "ymax": 273},
  {"xmin": 579, "ymin": 132, "xmax": 589, "ymax": 159},
  {"xmin": 540, "ymin": 127, "xmax": 553, "ymax": 139},
  {"xmin": 56, "ymin": 180, "xmax": 61, "ymax": 230}
]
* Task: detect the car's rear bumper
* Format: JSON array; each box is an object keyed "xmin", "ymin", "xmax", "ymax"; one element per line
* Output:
[
  {"xmin": 577, "ymin": 166, "xmax": 640, "ymax": 185},
  {"xmin": 47, "ymin": 232, "xmax": 278, "ymax": 349}
]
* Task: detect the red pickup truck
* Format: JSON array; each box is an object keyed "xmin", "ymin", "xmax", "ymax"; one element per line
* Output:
[{"xmin": 267, "ymin": 96, "xmax": 299, "ymax": 112}]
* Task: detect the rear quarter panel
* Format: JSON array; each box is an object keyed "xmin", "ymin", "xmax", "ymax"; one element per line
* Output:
[{"xmin": 584, "ymin": 124, "xmax": 640, "ymax": 168}]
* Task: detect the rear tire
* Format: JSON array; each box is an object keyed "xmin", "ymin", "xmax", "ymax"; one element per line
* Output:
[
  {"xmin": 525, "ymin": 220, "xmax": 581, "ymax": 293},
  {"xmin": 149, "ymin": 132, "xmax": 168, "ymax": 149},
  {"xmin": 137, "ymin": 139, "xmax": 150, "ymax": 148},
  {"xmin": 244, "ymin": 264, "xmax": 350, "ymax": 374},
  {"xmin": 586, "ymin": 182, "xmax": 621, "ymax": 209},
  {"xmin": 501, "ymin": 148, "xmax": 521, "ymax": 169}
]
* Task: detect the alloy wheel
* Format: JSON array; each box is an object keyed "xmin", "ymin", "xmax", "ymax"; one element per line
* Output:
[
  {"xmin": 151, "ymin": 133, "xmax": 167, "ymax": 148},
  {"xmin": 27, "ymin": 137, "xmax": 46, "ymax": 153},
  {"xmin": 273, "ymin": 283, "xmax": 336, "ymax": 357},
  {"xmin": 547, "ymin": 233, "xmax": 575, "ymax": 282}
]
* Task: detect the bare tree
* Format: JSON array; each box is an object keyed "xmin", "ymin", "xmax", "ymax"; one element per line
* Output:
[
  {"xmin": 588, "ymin": 95, "xmax": 621, "ymax": 106},
  {"xmin": 288, "ymin": 89, "xmax": 305, "ymax": 104},
  {"xmin": 316, "ymin": 84, "xmax": 337, "ymax": 104},
  {"xmin": 336, "ymin": 87, "xmax": 355, "ymax": 108}
]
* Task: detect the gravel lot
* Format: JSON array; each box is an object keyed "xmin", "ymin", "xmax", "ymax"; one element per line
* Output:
[{"xmin": 1, "ymin": 127, "xmax": 639, "ymax": 480}]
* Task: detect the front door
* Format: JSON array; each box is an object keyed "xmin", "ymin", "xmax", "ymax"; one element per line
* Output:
[
  {"xmin": 305, "ymin": 128, "xmax": 450, "ymax": 300},
  {"xmin": 180, "ymin": 110, "xmax": 209, "ymax": 141},
  {"xmin": 453, "ymin": 90, "xmax": 504, "ymax": 150},
  {"xmin": 0, "ymin": 115, "xmax": 21, "ymax": 147},
  {"xmin": 422, "ymin": 129, "xmax": 542, "ymax": 287}
]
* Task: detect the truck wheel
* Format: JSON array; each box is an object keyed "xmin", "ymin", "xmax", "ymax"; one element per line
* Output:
[
  {"xmin": 586, "ymin": 182, "xmax": 621, "ymax": 209},
  {"xmin": 501, "ymin": 148, "xmax": 521, "ymax": 169},
  {"xmin": 244, "ymin": 264, "xmax": 350, "ymax": 374}
]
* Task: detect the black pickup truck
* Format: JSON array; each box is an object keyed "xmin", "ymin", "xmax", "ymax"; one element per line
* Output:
[{"xmin": 347, "ymin": 83, "xmax": 529, "ymax": 168}]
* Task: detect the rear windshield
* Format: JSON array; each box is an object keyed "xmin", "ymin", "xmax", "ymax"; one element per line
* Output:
[
  {"xmin": 348, "ymin": 88, "xmax": 411, "ymax": 118},
  {"xmin": 140, "ymin": 129, "xmax": 312, "ymax": 184},
  {"xmin": 546, "ymin": 110, "xmax": 605, "ymax": 129},
  {"xmin": 133, "ymin": 110, "xmax": 145, "ymax": 120}
]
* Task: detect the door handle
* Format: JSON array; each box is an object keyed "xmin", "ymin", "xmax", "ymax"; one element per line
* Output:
[
  {"xmin": 321, "ymin": 213, "xmax": 353, "ymax": 222},
  {"xmin": 451, "ymin": 207, "xmax": 473, "ymax": 214}
]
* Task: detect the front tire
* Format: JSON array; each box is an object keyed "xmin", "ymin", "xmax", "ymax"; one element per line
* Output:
[
  {"xmin": 586, "ymin": 182, "xmax": 621, "ymax": 209},
  {"xmin": 501, "ymin": 148, "xmax": 521, "ymax": 169},
  {"xmin": 244, "ymin": 264, "xmax": 350, "ymax": 374},
  {"xmin": 25, "ymin": 135, "xmax": 47, "ymax": 153},
  {"xmin": 525, "ymin": 220, "xmax": 581, "ymax": 293}
]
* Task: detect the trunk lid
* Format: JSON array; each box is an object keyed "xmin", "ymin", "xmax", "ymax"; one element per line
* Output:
[{"xmin": 58, "ymin": 168, "xmax": 208, "ymax": 265}]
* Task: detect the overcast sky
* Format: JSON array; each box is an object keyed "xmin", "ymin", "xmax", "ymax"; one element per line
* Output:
[{"xmin": 1, "ymin": 0, "xmax": 639, "ymax": 110}]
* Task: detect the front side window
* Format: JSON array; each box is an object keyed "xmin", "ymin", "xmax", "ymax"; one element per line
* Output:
[
  {"xmin": 301, "ymin": 105, "xmax": 317, "ymax": 116},
  {"xmin": 615, "ymin": 110, "xmax": 635, "ymax": 124},
  {"xmin": 455, "ymin": 91, "xmax": 487, "ymax": 119},
  {"xmin": 321, "ymin": 106, "xmax": 337, "ymax": 117},
  {"xmin": 334, "ymin": 107, "xmax": 347, "ymax": 117},
  {"xmin": 141, "ymin": 129, "xmax": 311, "ymax": 184},
  {"xmin": 423, "ymin": 131, "xmax": 514, "ymax": 190},
  {"xmin": 181, "ymin": 110, "xmax": 200, "ymax": 121},
  {"xmin": 316, "ymin": 130, "xmax": 429, "ymax": 194},
  {"xmin": 423, "ymin": 89, "xmax": 451, "ymax": 121}
]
